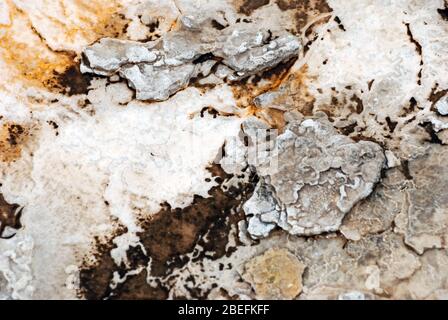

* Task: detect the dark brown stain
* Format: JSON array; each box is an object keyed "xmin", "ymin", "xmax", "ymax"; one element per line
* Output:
[
  {"xmin": 400, "ymin": 160, "xmax": 413, "ymax": 180},
  {"xmin": 438, "ymin": 2, "xmax": 448, "ymax": 21},
  {"xmin": 136, "ymin": 165, "xmax": 256, "ymax": 278},
  {"xmin": 78, "ymin": 164, "xmax": 258, "ymax": 300},
  {"xmin": 274, "ymin": 0, "xmax": 332, "ymax": 33},
  {"xmin": 211, "ymin": 19, "xmax": 227, "ymax": 30},
  {"xmin": 276, "ymin": 0, "xmax": 331, "ymax": 12},
  {"xmin": 399, "ymin": 97, "xmax": 418, "ymax": 117},
  {"xmin": 54, "ymin": 64, "xmax": 93, "ymax": 96},
  {"xmin": 339, "ymin": 122, "xmax": 357, "ymax": 136},
  {"xmin": 429, "ymin": 84, "xmax": 448, "ymax": 104},
  {"xmin": 78, "ymin": 227, "xmax": 128, "ymax": 300},
  {"xmin": 237, "ymin": 0, "xmax": 270, "ymax": 15},
  {"xmin": 0, "ymin": 194, "xmax": 23, "ymax": 239},
  {"xmin": 350, "ymin": 94, "xmax": 364, "ymax": 114},
  {"xmin": 110, "ymin": 269, "xmax": 168, "ymax": 300},
  {"xmin": 385, "ymin": 117, "xmax": 398, "ymax": 133},
  {"xmin": 351, "ymin": 134, "xmax": 383, "ymax": 147},
  {"xmin": 404, "ymin": 23, "xmax": 423, "ymax": 85},
  {"xmin": 419, "ymin": 122, "xmax": 444, "ymax": 145},
  {"xmin": 334, "ymin": 16, "xmax": 346, "ymax": 31},
  {"xmin": 429, "ymin": 83, "xmax": 448, "ymax": 115}
]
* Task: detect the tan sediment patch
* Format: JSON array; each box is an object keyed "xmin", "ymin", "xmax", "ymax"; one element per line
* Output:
[
  {"xmin": 243, "ymin": 248, "xmax": 305, "ymax": 300},
  {"xmin": 0, "ymin": 122, "xmax": 28, "ymax": 163}
]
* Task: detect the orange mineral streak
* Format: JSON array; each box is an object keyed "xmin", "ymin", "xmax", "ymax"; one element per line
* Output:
[
  {"xmin": 265, "ymin": 64, "xmax": 317, "ymax": 116},
  {"xmin": 0, "ymin": 0, "xmax": 128, "ymax": 91},
  {"xmin": 0, "ymin": 6, "xmax": 71, "ymax": 89},
  {"xmin": 231, "ymin": 62, "xmax": 314, "ymax": 130}
]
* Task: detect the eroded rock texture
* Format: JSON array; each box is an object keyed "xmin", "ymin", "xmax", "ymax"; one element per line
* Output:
[
  {"xmin": 235, "ymin": 117, "xmax": 385, "ymax": 238},
  {"xmin": 81, "ymin": 22, "xmax": 300, "ymax": 101},
  {"xmin": 1, "ymin": 0, "xmax": 448, "ymax": 300}
]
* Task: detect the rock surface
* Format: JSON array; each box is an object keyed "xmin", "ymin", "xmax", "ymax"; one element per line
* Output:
[
  {"xmin": 239, "ymin": 117, "xmax": 385, "ymax": 238},
  {"xmin": 243, "ymin": 248, "xmax": 305, "ymax": 300},
  {"xmin": 0, "ymin": 0, "xmax": 448, "ymax": 300}
]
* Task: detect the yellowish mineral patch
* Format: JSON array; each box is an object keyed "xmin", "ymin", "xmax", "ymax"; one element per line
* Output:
[
  {"xmin": 0, "ymin": 0, "xmax": 129, "ymax": 91},
  {"xmin": 243, "ymin": 248, "xmax": 305, "ymax": 300},
  {"xmin": 0, "ymin": 123, "xmax": 28, "ymax": 163}
]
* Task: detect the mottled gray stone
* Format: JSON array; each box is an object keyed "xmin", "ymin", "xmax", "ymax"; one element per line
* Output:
[
  {"xmin": 242, "ymin": 117, "xmax": 386, "ymax": 238},
  {"xmin": 81, "ymin": 18, "xmax": 300, "ymax": 101}
]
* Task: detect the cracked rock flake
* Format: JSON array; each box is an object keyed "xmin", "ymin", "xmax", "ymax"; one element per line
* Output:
[
  {"xmin": 81, "ymin": 21, "xmax": 301, "ymax": 101},
  {"xmin": 238, "ymin": 117, "xmax": 385, "ymax": 238}
]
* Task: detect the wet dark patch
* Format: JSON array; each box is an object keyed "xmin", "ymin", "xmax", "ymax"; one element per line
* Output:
[
  {"xmin": 230, "ymin": 57, "xmax": 298, "ymax": 111},
  {"xmin": 0, "ymin": 194, "xmax": 23, "ymax": 239},
  {"xmin": 237, "ymin": 0, "xmax": 270, "ymax": 15},
  {"xmin": 419, "ymin": 122, "xmax": 444, "ymax": 145},
  {"xmin": 334, "ymin": 16, "xmax": 346, "ymax": 31},
  {"xmin": 136, "ymin": 165, "xmax": 256, "ymax": 278},
  {"xmin": 54, "ymin": 65, "xmax": 93, "ymax": 96},
  {"xmin": 78, "ymin": 164, "xmax": 258, "ymax": 300},
  {"xmin": 260, "ymin": 56, "xmax": 297, "ymax": 80},
  {"xmin": 146, "ymin": 20, "xmax": 160, "ymax": 33},
  {"xmin": 429, "ymin": 84, "xmax": 448, "ymax": 104},
  {"xmin": 438, "ymin": 2, "xmax": 448, "ymax": 21},
  {"xmin": 211, "ymin": 19, "xmax": 227, "ymax": 30},
  {"xmin": 5, "ymin": 124, "xmax": 24, "ymax": 146},
  {"xmin": 339, "ymin": 122, "xmax": 357, "ymax": 136},
  {"xmin": 350, "ymin": 95, "xmax": 364, "ymax": 114},
  {"xmin": 110, "ymin": 270, "xmax": 168, "ymax": 300},
  {"xmin": 351, "ymin": 134, "xmax": 384, "ymax": 147},
  {"xmin": 385, "ymin": 117, "xmax": 398, "ymax": 133},
  {"xmin": 400, "ymin": 160, "xmax": 413, "ymax": 180},
  {"xmin": 429, "ymin": 84, "xmax": 448, "ymax": 115},
  {"xmin": 399, "ymin": 97, "xmax": 418, "ymax": 117},
  {"xmin": 276, "ymin": 0, "xmax": 331, "ymax": 12},
  {"xmin": 47, "ymin": 121, "xmax": 59, "ymax": 136},
  {"xmin": 192, "ymin": 53, "xmax": 216, "ymax": 65},
  {"xmin": 78, "ymin": 227, "xmax": 128, "ymax": 300}
]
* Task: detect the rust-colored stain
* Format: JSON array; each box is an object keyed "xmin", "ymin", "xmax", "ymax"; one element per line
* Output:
[
  {"xmin": 0, "ymin": 123, "xmax": 28, "ymax": 163},
  {"xmin": 266, "ymin": 64, "xmax": 315, "ymax": 115},
  {"xmin": 232, "ymin": 63, "xmax": 316, "ymax": 130},
  {"xmin": 235, "ymin": 0, "xmax": 271, "ymax": 15},
  {"xmin": 78, "ymin": 164, "xmax": 258, "ymax": 300},
  {"xmin": 0, "ymin": 0, "xmax": 129, "ymax": 94},
  {"xmin": 230, "ymin": 58, "xmax": 299, "ymax": 129},
  {"xmin": 0, "ymin": 193, "xmax": 23, "ymax": 239}
]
